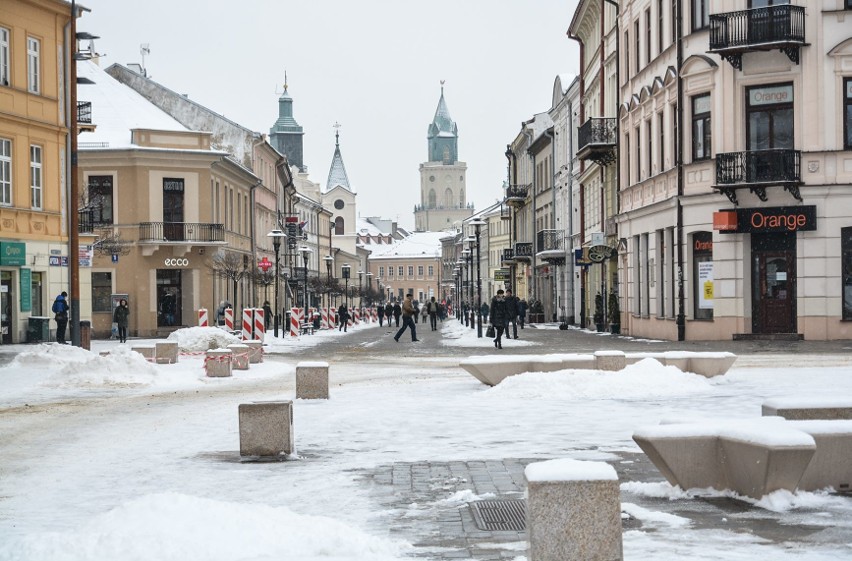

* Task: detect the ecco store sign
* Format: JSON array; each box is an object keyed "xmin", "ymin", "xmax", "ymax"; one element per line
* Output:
[{"xmin": 164, "ymin": 258, "xmax": 190, "ymax": 267}]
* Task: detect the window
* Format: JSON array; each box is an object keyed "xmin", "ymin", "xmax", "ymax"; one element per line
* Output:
[
  {"xmin": 844, "ymin": 78, "xmax": 852, "ymax": 150},
  {"xmin": 658, "ymin": 0, "xmax": 665, "ymax": 55},
  {"xmin": 408, "ymin": 266, "xmax": 414, "ymax": 277},
  {"xmin": 634, "ymin": 20, "xmax": 640, "ymax": 72},
  {"xmin": 672, "ymin": 0, "xmax": 678, "ymax": 43},
  {"xmin": 658, "ymin": 112, "xmax": 666, "ymax": 172},
  {"xmin": 843, "ymin": 227, "xmax": 852, "ymax": 320},
  {"xmin": 0, "ymin": 27, "xmax": 9, "ymax": 87},
  {"xmin": 87, "ymin": 176, "xmax": 113, "ymax": 225},
  {"xmin": 746, "ymin": 83, "xmax": 793, "ymax": 150},
  {"xmin": 691, "ymin": 94, "xmax": 711, "ymax": 161},
  {"xmin": 646, "ymin": 120, "xmax": 653, "ymax": 175},
  {"xmin": 30, "ymin": 145, "xmax": 42, "ymax": 209},
  {"xmin": 692, "ymin": 0, "xmax": 708, "ymax": 31},
  {"xmin": 847, "ymin": 0, "xmax": 852, "ymax": 9},
  {"xmin": 379, "ymin": 266, "xmax": 384, "ymax": 278},
  {"xmin": 417, "ymin": 265, "xmax": 424, "ymax": 277},
  {"xmin": 657, "ymin": 230, "xmax": 667, "ymax": 317},
  {"xmin": 0, "ymin": 138, "xmax": 10, "ymax": 205},
  {"xmin": 693, "ymin": 231, "xmax": 714, "ymax": 320},
  {"xmin": 92, "ymin": 272, "xmax": 112, "ymax": 313},
  {"xmin": 673, "ymin": 101, "xmax": 679, "ymax": 165},
  {"xmin": 646, "ymin": 8, "xmax": 652, "ymax": 64},
  {"xmin": 27, "ymin": 37, "xmax": 40, "ymax": 94},
  {"xmin": 624, "ymin": 30, "xmax": 630, "ymax": 79},
  {"xmin": 398, "ymin": 266, "xmax": 404, "ymax": 277},
  {"xmin": 388, "ymin": 265, "xmax": 393, "ymax": 278},
  {"xmin": 625, "ymin": 133, "xmax": 630, "ymax": 184},
  {"xmin": 635, "ymin": 125, "xmax": 641, "ymax": 179},
  {"xmin": 428, "ymin": 265, "xmax": 434, "ymax": 277}
]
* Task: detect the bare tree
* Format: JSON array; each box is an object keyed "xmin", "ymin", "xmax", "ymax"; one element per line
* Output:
[
  {"xmin": 79, "ymin": 190, "xmax": 132, "ymax": 257},
  {"xmin": 208, "ymin": 251, "xmax": 251, "ymax": 310}
]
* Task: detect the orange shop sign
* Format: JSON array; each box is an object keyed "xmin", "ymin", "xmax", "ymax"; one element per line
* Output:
[{"xmin": 715, "ymin": 206, "xmax": 817, "ymax": 234}]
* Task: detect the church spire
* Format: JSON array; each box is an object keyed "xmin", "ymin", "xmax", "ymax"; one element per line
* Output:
[
  {"xmin": 427, "ymin": 81, "xmax": 459, "ymax": 164},
  {"xmin": 269, "ymin": 71, "xmax": 304, "ymax": 170},
  {"xmin": 326, "ymin": 122, "xmax": 353, "ymax": 193}
]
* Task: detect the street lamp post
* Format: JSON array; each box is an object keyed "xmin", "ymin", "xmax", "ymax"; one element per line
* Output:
[
  {"xmin": 386, "ymin": 285, "xmax": 391, "ymax": 303},
  {"xmin": 267, "ymin": 229, "xmax": 285, "ymax": 338},
  {"xmin": 453, "ymin": 268, "xmax": 459, "ymax": 319},
  {"xmin": 357, "ymin": 270, "xmax": 364, "ymax": 310},
  {"xmin": 470, "ymin": 219, "xmax": 485, "ymax": 337},
  {"xmin": 366, "ymin": 271, "xmax": 373, "ymax": 307},
  {"xmin": 299, "ymin": 246, "xmax": 312, "ymax": 321},
  {"xmin": 461, "ymin": 249, "xmax": 470, "ymax": 326},
  {"xmin": 466, "ymin": 238, "xmax": 476, "ymax": 330},
  {"xmin": 323, "ymin": 254, "xmax": 333, "ymax": 328},
  {"xmin": 342, "ymin": 263, "xmax": 351, "ymax": 309},
  {"xmin": 455, "ymin": 263, "xmax": 463, "ymax": 321}
]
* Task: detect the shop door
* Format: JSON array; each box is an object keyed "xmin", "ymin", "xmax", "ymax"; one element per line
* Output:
[
  {"xmin": 156, "ymin": 269, "xmax": 182, "ymax": 327},
  {"xmin": 752, "ymin": 234, "xmax": 796, "ymax": 334},
  {"xmin": 1, "ymin": 272, "xmax": 11, "ymax": 344},
  {"xmin": 163, "ymin": 178, "xmax": 185, "ymax": 241}
]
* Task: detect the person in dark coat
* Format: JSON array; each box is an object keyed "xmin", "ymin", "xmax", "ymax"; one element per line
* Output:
[
  {"xmin": 504, "ymin": 289, "xmax": 519, "ymax": 339},
  {"xmin": 337, "ymin": 303, "xmax": 349, "ymax": 332},
  {"xmin": 518, "ymin": 299, "xmax": 528, "ymax": 329},
  {"xmin": 113, "ymin": 298, "xmax": 130, "ymax": 343},
  {"xmin": 377, "ymin": 303, "xmax": 386, "ymax": 327},
  {"xmin": 489, "ymin": 290, "xmax": 509, "ymax": 349},
  {"xmin": 262, "ymin": 301, "xmax": 273, "ymax": 330},
  {"xmin": 384, "ymin": 302, "xmax": 393, "ymax": 327},
  {"xmin": 392, "ymin": 302, "xmax": 402, "ymax": 327},
  {"xmin": 52, "ymin": 291, "xmax": 69, "ymax": 344},
  {"xmin": 393, "ymin": 294, "xmax": 419, "ymax": 343},
  {"xmin": 427, "ymin": 296, "xmax": 439, "ymax": 331}
]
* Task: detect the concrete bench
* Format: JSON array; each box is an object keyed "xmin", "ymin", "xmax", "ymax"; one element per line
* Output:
[
  {"xmin": 296, "ymin": 361, "xmax": 330, "ymax": 399},
  {"xmin": 633, "ymin": 420, "xmax": 817, "ymax": 499},
  {"xmin": 227, "ymin": 343, "xmax": 250, "ymax": 370},
  {"xmin": 786, "ymin": 420, "xmax": 852, "ymax": 492},
  {"xmin": 155, "ymin": 341, "xmax": 179, "ymax": 364},
  {"xmin": 243, "ymin": 340, "xmax": 264, "ymax": 364},
  {"xmin": 459, "ymin": 351, "xmax": 737, "ymax": 386},
  {"xmin": 205, "ymin": 349, "xmax": 233, "ymax": 377},
  {"xmin": 131, "ymin": 346, "xmax": 155, "ymax": 362},
  {"xmin": 238, "ymin": 401, "xmax": 294, "ymax": 457},
  {"xmin": 525, "ymin": 459, "xmax": 622, "ymax": 561},
  {"xmin": 763, "ymin": 398, "xmax": 852, "ymax": 420}
]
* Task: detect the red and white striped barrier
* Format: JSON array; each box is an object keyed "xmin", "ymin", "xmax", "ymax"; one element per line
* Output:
[
  {"xmin": 372, "ymin": 307, "xmax": 378, "ymax": 323},
  {"xmin": 289, "ymin": 307, "xmax": 303, "ymax": 337},
  {"xmin": 198, "ymin": 308, "xmax": 209, "ymax": 327},
  {"xmin": 224, "ymin": 308, "xmax": 234, "ymax": 331},
  {"xmin": 353, "ymin": 307, "xmax": 360, "ymax": 325},
  {"xmin": 329, "ymin": 307, "xmax": 337, "ymax": 329},
  {"xmin": 321, "ymin": 307, "xmax": 330, "ymax": 330},
  {"xmin": 242, "ymin": 309, "xmax": 252, "ymax": 341},
  {"xmin": 253, "ymin": 308, "xmax": 265, "ymax": 342}
]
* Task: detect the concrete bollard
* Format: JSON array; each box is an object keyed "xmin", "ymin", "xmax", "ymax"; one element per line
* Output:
[
  {"xmin": 244, "ymin": 340, "xmax": 264, "ymax": 364},
  {"xmin": 296, "ymin": 361, "xmax": 330, "ymax": 399},
  {"xmin": 238, "ymin": 401, "xmax": 294, "ymax": 457},
  {"xmin": 525, "ymin": 458, "xmax": 623, "ymax": 561},
  {"xmin": 205, "ymin": 349, "xmax": 233, "ymax": 377},
  {"xmin": 595, "ymin": 350, "xmax": 627, "ymax": 372},
  {"xmin": 131, "ymin": 346, "xmax": 155, "ymax": 362},
  {"xmin": 228, "ymin": 343, "xmax": 250, "ymax": 370},
  {"xmin": 155, "ymin": 341, "xmax": 179, "ymax": 364}
]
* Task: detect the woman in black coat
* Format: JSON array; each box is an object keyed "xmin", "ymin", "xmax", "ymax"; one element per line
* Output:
[{"xmin": 489, "ymin": 290, "xmax": 509, "ymax": 349}]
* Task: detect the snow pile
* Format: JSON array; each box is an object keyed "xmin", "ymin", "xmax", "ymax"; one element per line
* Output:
[
  {"xmin": 0, "ymin": 492, "xmax": 408, "ymax": 561},
  {"xmin": 438, "ymin": 489, "xmax": 496, "ymax": 505},
  {"xmin": 485, "ymin": 358, "xmax": 714, "ymax": 400},
  {"xmin": 167, "ymin": 326, "xmax": 241, "ymax": 352}
]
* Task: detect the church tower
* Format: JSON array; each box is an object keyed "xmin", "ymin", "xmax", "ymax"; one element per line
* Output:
[
  {"xmin": 269, "ymin": 75, "xmax": 304, "ymax": 171},
  {"xmin": 415, "ymin": 83, "xmax": 473, "ymax": 232}
]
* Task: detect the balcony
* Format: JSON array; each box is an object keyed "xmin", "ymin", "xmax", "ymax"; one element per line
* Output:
[
  {"xmin": 504, "ymin": 184, "xmax": 529, "ymax": 208},
  {"xmin": 139, "ymin": 222, "xmax": 225, "ymax": 243},
  {"xmin": 577, "ymin": 118, "xmax": 617, "ymax": 166},
  {"xmin": 77, "ymin": 101, "xmax": 96, "ymax": 133},
  {"xmin": 514, "ymin": 242, "xmax": 533, "ymax": 262},
  {"xmin": 536, "ymin": 230, "xmax": 565, "ymax": 264},
  {"xmin": 709, "ymin": 5, "xmax": 807, "ymax": 70},
  {"xmin": 713, "ymin": 149, "xmax": 802, "ymax": 205},
  {"xmin": 501, "ymin": 248, "xmax": 515, "ymax": 264}
]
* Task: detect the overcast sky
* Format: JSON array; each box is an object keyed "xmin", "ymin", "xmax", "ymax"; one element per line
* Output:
[{"xmin": 78, "ymin": 0, "xmax": 580, "ymax": 230}]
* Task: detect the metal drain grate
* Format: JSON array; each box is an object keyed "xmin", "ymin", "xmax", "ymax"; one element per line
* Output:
[{"xmin": 469, "ymin": 499, "xmax": 526, "ymax": 531}]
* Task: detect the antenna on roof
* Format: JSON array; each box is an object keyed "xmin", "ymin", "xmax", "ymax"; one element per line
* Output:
[{"xmin": 139, "ymin": 43, "xmax": 150, "ymax": 77}]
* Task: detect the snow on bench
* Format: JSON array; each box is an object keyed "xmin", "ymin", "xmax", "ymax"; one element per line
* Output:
[{"xmin": 763, "ymin": 397, "xmax": 852, "ymax": 420}]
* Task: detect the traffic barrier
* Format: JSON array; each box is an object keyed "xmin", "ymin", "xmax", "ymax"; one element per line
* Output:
[
  {"xmin": 372, "ymin": 306, "xmax": 378, "ymax": 323},
  {"xmin": 224, "ymin": 308, "xmax": 234, "ymax": 331},
  {"xmin": 290, "ymin": 307, "xmax": 303, "ymax": 337},
  {"xmin": 321, "ymin": 307, "xmax": 330, "ymax": 330},
  {"xmin": 241, "ymin": 309, "xmax": 252, "ymax": 341},
  {"xmin": 354, "ymin": 307, "xmax": 360, "ymax": 325},
  {"xmin": 197, "ymin": 308, "xmax": 209, "ymax": 327},
  {"xmin": 330, "ymin": 307, "xmax": 337, "ymax": 329},
  {"xmin": 253, "ymin": 308, "xmax": 265, "ymax": 342}
]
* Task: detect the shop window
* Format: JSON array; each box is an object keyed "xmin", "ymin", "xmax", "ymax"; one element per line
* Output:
[
  {"xmin": 693, "ymin": 231, "xmax": 714, "ymax": 320},
  {"xmin": 87, "ymin": 175, "xmax": 114, "ymax": 225},
  {"xmin": 843, "ymin": 227, "xmax": 852, "ymax": 320},
  {"xmin": 844, "ymin": 78, "xmax": 852, "ymax": 150},
  {"xmin": 92, "ymin": 272, "xmax": 112, "ymax": 313},
  {"xmin": 692, "ymin": 94, "xmax": 711, "ymax": 161}
]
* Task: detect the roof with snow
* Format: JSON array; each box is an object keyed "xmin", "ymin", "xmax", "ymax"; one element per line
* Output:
[
  {"xmin": 76, "ymin": 61, "xmax": 191, "ymax": 149},
  {"xmin": 428, "ymin": 85, "xmax": 457, "ymax": 139},
  {"xmin": 367, "ymin": 231, "xmax": 446, "ymax": 259},
  {"xmin": 325, "ymin": 130, "xmax": 353, "ymax": 193}
]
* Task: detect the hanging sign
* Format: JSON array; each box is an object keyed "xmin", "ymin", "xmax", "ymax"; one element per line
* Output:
[{"xmin": 258, "ymin": 257, "xmax": 272, "ymax": 272}]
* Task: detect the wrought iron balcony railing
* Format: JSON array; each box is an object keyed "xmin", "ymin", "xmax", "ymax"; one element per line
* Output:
[
  {"xmin": 514, "ymin": 242, "xmax": 533, "ymax": 260},
  {"xmin": 714, "ymin": 149, "xmax": 802, "ymax": 204},
  {"xmin": 505, "ymin": 184, "xmax": 529, "ymax": 204},
  {"xmin": 709, "ymin": 5, "xmax": 806, "ymax": 69},
  {"xmin": 139, "ymin": 222, "xmax": 225, "ymax": 243},
  {"xmin": 536, "ymin": 230, "xmax": 563, "ymax": 253},
  {"xmin": 77, "ymin": 101, "xmax": 92, "ymax": 124},
  {"xmin": 501, "ymin": 248, "xmax": 515, "ymax": 263},
  {"xmin": 577, "ymin": 118, "xmax": 617, "ymax": 166}
]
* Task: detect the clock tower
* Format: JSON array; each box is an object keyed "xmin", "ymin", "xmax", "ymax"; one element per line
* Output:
[{"xmin": 415, "ymin": 83, "xmax": 473, "ymax": 232}]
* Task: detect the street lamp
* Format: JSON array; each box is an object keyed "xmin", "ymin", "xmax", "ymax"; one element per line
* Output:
[
  {"xmin": 357, "ymin": 270, "xmax": 364, "ymax": 310},
  {"xmin": 470, "ymin": 219, "xmax": 486, "ymax": 337},
  {"xmin": 342, "ymin": 263, "xmax": 351, "ymax": 309},
  {"xmin": 298, "ymin": 246, "xmax": 312, "ymax": 319},
  {"xmin": 323, "ymin": 254, "xmax": 333, "ymax": 328},
  {"xmin": 455, "ymin": 262, "xmax": 463, "ymax": 321},
  {"xmin": 267, "ymin": 229, "xmax": 285, "ymax": 337},
  {"xmin": 386, "ymin": 284, "xmax": 391, "ymax": 303},
  {"xmin": 466, "ymin": 237, "xmax": 476, "ymax": 330},
  {"xmin": 366, "ymin": 271, "xmax": 373, "ymax": 306},
  {"xmin": 461, "ymin": 248, "xmax": 470, "ymax": 326}
]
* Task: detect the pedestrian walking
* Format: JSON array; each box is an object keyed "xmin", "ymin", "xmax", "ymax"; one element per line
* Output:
[
  {"xmin": 262, "ymin": 301, "xmax": 273, "ymax": 330},
  {"xmin": 392, "ymin": 301, "xmax": 402, "ymax": 327},
  {"xmin": 393, "ymin": 294, "xmax": 420, "ymax": 342},
  {"xmin": 337, "ymin": 303, "xmax": 350, "ymax": 332},
  {"xmin": 480, "ymin": 301, "xmax": 489, "ymax": 324},
  {"xmin": 52, "ymin": 291, "xmax": 69, "ymax": 344},
  {"xmin": 490, "ymin": 290, "xmax": 508, "ymax": 349},
  {"xmin": 427, "ymin": 296, "xmax": 439, "ymax": 331},
  {"xmin": 377, "ymin": 304, "xmax": 385, "ymax": 327},
  {"xmin": 518, "ymin": 299, "xmax": 528, "ymax": 330},
  {"xmin": 505, "ymin": 289, "xmax": 520, "ymax": 339},
  {"xmin": 384, "ymin": 302, "xmax": 394, "ymax": 328},
  {"xmin": 113, "ymin": 298, "xmax": 130, "ymax": 343}
]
